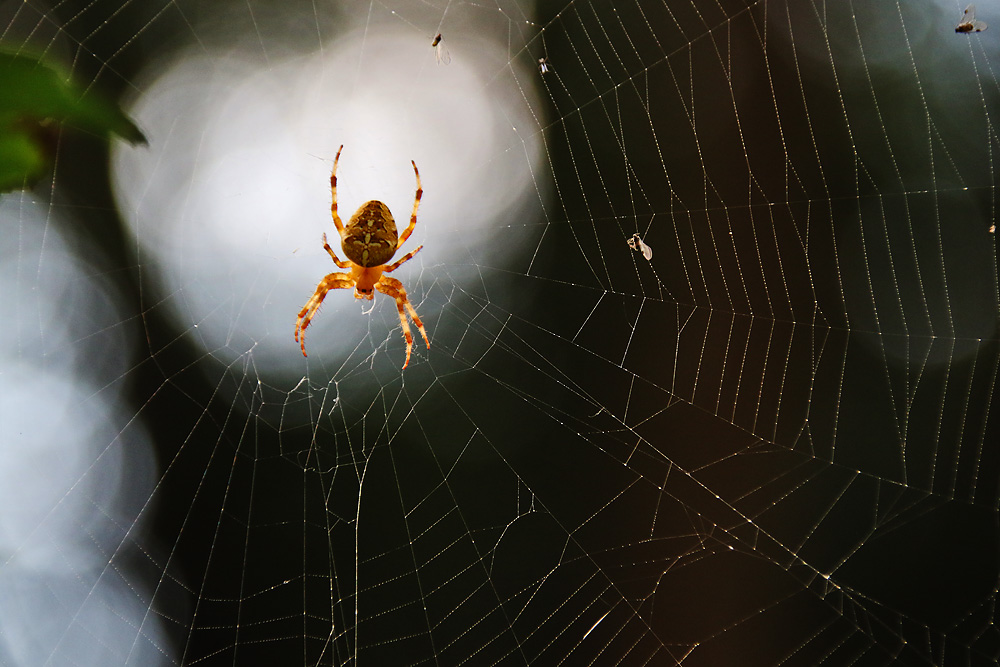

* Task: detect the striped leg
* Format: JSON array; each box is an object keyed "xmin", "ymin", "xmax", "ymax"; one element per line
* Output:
[
  {"xmin": 376, "ymin": 276, "xmax": 429, "ymax": 368},
  {"xmin": 330, "ymin": 145, "xmax": 345, "ymax": 238},
  {"xmin": 397, "ymin": 159, "xmax": 422, "ymax": 248},
  {"xmin": 322, "ymin": 233, "xmax": 351, "ymax": 268},
  {"xmin": 295, "ymin": 272, "xmax": 353, "ymax": 356},
  {"xmin": 384, "ymin": 244, "xmax": 423, "ymax": 272}
]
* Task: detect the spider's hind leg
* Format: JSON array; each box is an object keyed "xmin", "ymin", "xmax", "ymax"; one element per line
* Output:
[
  {"xmin": 330, "ymin": 145, "xmax": 346, "ymax": 238},
  {"xmin": 397, "ymin": 159, "xmax": 422, "ymax": 249},
  {"xmin": 322, "ymin": 233, "xmax": 351, "ymax": 268},
  {"xmin": 384, "ymin": 244, "xmax": 423, "ymax": 272}
]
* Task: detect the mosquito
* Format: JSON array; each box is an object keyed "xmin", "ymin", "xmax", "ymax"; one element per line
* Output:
[
  {"xmin": 627, "ymin": 233, "xmax": 652, "ymax": 261},
  {"xmin": 432, "ymin": 33, "xmax": 451, "ymax": 65},
  {"xmin": 956, "ymin": 5, "xmax": 987, "ymax": 32}
]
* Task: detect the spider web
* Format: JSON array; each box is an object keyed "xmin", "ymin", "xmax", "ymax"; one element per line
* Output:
[{"xmin": 1, "ymin": 0, "xmax": 999, "ymax": 665}]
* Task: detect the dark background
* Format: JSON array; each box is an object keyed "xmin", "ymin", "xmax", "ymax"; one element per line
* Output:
[{"xmin": 3, "ymin": 0, "xmax": 999, "ymax": 664}]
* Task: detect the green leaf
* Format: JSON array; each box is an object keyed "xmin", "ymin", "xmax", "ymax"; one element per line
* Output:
[
  {"xmin": 0, "ymin": 124, "xmax": 49, "ymax": 192},
  {"xmin": 0, "ymin": 49, "xmax": 146, "ymax": 193}
]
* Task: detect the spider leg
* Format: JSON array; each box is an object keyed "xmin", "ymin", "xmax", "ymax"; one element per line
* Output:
[
  {"xmin": 330, "ymin": 145, "xmax": 346, "ymax": 239},
  {"xmin": 396, "ymin": 158, "xmax": 422, "ymax": 249},
  {"xmin": 322, "ymin": 233, "xmax": 351, "ymax": 268},
  {"xmin": 376, "ymin": 275, "xmax": 429, "ymax": 369},
  {"xmin": 384, "ymin": 244, "xmax": 423, "ymax": 272},
  {"xmin": 295, "ymin": 272, "xmax": 354, "ymax": 356}
]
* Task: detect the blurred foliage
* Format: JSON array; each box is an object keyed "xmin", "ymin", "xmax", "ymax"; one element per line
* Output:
[{"xmin": 0, "ymin": 49, "xmax": 146, "ymax": 193}]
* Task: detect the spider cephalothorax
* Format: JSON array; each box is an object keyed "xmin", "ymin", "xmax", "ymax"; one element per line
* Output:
[{"xmin": 294, "ymin": 145, "xmax": 430, "ymax": 368}]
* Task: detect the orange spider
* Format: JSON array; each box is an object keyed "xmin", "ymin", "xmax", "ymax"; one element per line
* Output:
[{"xmin": 294, "ymin": 145, "xmax": 430, "ymax": 368}]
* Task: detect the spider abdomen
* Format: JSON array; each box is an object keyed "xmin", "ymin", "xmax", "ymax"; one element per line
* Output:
[{"xmin": 343, "ymin": 200, "xmax": 398, "ymax": 267}]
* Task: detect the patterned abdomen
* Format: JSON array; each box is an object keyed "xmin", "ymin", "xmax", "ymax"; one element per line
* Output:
[{"xmin": 343, "ymin": 200, "xmax": 398, "ymax": 267}]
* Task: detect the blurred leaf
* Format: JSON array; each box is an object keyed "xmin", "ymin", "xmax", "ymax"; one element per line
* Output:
[
  {"xmin": 0, "ymin": 122, "xmax": 50, "ymax": 192},
  {"xmin": 0, "ymin": 49, "xmax": 146, "ymax": 193}
]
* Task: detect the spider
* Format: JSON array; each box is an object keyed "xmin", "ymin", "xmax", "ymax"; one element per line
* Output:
[{"xmin": 294, "ymin": 145, "xmax": 430, "ymax": 368}]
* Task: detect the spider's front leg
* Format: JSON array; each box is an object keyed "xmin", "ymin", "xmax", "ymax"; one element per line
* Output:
[
  {"xmin": 295, "ymin": 272, "xmax": 354, "ymax": 356},
  {"xmin": 376, "ymin": 276, "xmax": 429, "ymax": 369}
]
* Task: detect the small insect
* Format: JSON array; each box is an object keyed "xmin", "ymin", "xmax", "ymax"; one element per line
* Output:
[
  {"xmin": 627, "ymin": 233, "xmax": 652, "ymax": 261},
  {"xmin": 432, "ymin": 33, "xmax": 451, "ymax": 65},
  {"xmin": 538, "ymin": 57, "xmax": 551, "ymax": 74},
  {"xmin": 956, "ymin": 5, "xmax": 987, "ymax": 32},
  {"xmin": 990, "ymin": 223, "xmax": 996, "ymax": 233},
  {"xmin": 295, "ymin": 145, "xmax": 430, "ymax": 369}
]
